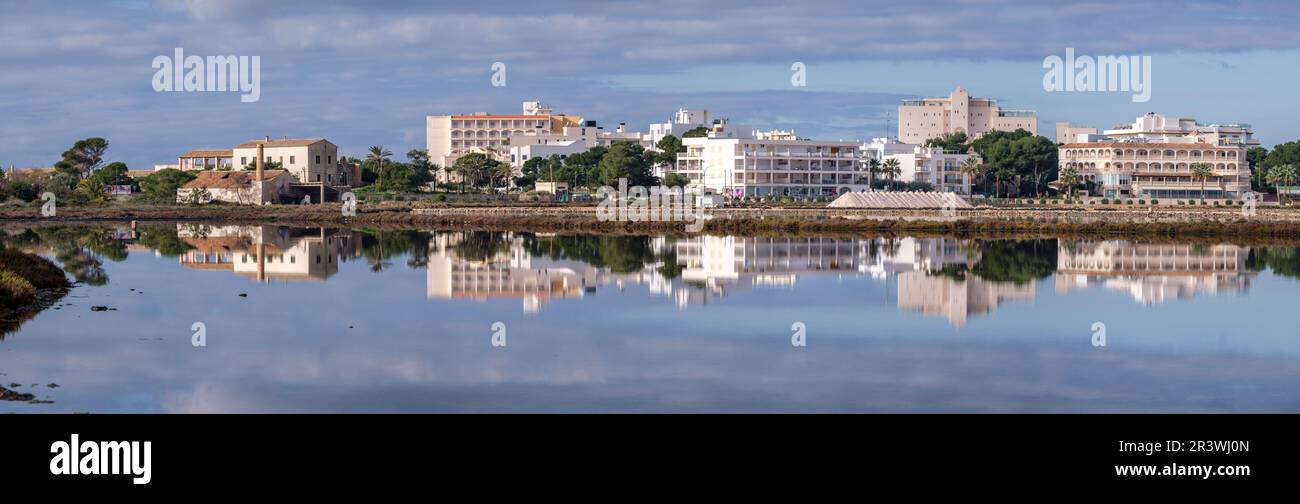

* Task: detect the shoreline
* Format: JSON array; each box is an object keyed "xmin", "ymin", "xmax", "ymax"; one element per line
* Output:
[{"xmin": 4, "ymin": 203, "xmax": 1300, "ymax": 239}]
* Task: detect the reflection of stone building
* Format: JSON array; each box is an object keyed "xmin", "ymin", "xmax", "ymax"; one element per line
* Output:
[
  {"xmin": 896, "ymin": 273, "xmax": 1035, "ymax": 327},
  {"xmin": 862, "ymin": 236, "xmax": 1035, "ymax": 326},
  {"xmin": 671, "ymin": 236, "xmax": 870, "ymax": 308},
  {"xmin": 425, "ymin": 233, "xmax": 663, "ymax": 313},
  {"xmin": 177, "ymin": 225, "xmax": 361, "ymax": 282},
  {"xmin": 1055, "ymin": 241, "xmax": 1252, "ymax": 304}
]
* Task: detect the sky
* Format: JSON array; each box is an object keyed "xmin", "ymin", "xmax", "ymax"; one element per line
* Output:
[{"xmin": 3, "ymin": 0, "xmax": 1300, "ymax": 169}]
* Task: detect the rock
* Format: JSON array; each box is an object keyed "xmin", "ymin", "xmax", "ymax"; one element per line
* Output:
[
  {"xmin": 91, "ymin": 305, "xmax": 109, "ymax": 312},
  {"xmin": 0, "ymin": 385, "xmax": 34, "ymax": 402},
  {"xmin": 47, "ymin": 383, "xmax": 59, "ymax": 388},
  {"xmin": 238, "ymin": 293, "xmax": 248, "ymax": 297}
]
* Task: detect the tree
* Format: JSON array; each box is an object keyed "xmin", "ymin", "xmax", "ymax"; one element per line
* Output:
[
  {"xmin": 1267, "ymin": 164, "xmax": 1297, "ymax": 205},
  {"xmin": 970, "ymin": 130, "xmax": 1057, "ymax": 197},
  {"xmin": 407, "ymin": 149, "xmax": 434, "ymax": 188},
  {"xmin": 367, "ymin": 145, "xmax": 392, "ymax": 189},
  {"xmin": 924, "ymin": 132, "xmax": 969, "ymax": 153},
  {"xmin": 137, "ymin": 168, "xmax": 196, "ymax": 204},
  {"xmin": 880, "ymin": 158, "xmax": 902, "ymax": 186},
  {"xmin": 1247, "ymin": 146, "xmax": 1268, "ymax": 191},
  {"xmin": 89, "ymin": 161, "xmax": 131, "ymax": 186},
  {"xmin": 1190, "ymin": 162, "xmax": 1214, "ymax": 201},
  {"xmin": 864, "ymin": 157, "xmax": 881, "ymax": 189},
  {"xmin": 494, "ymin": 161, "xmax": 515, "ymax": 191},
  {"xmin": 662, "ymin": 173, "xmax": 690, "ymax": 188},
  {"xmin": 54, "ymin": 137, "xmax": 109, "ymax": 180},
  {"xmin": 597, "ymin": 142, "xmax": 656, "ymax": 187},
  {"xmin": 653, "ymin": 134, "xmax": 684, "ymax": 170},
  {"xmin": 1057, "ymin": 166, "xmax": 1081, "ymax": 199},
  {"xmin": 682, "ymin": 126, "xmax": 709, "ymax": 138},
  {"xmin": 959, "ymin": 157, "xmax": 985, "ymax": 195},
  {"xmin": 242, "ymin": 160, "xmax": 284, "ymax": 171},
  {"xmin": 451, "ymin": 152, "xmax": 495, "ymax": 192}
]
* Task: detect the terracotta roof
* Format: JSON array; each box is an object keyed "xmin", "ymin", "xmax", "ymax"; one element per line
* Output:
[
  {"xmin": 180, "ymin": 149, "xmax": 234, "ymax": 158},
  {"xmin": 1062, "ymin": 142, "xmax": 1236, "ymax": 149},
  {"xmin": 126, "ymin": 170, "xmax": 155, "ymax": 178},
  {"xmin": 234, "ymin": 139, "xmax": 328, "ymax": 149},
  {"xmin": 181, "ymin": 169, "xmax": 288, "ymax": 189}
]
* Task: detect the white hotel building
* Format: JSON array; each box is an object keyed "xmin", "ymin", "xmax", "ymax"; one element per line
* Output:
[
  {"xmin": 863, "ymin": 137, "xmax": 975, "ymax": 194},
  {"xmin": 673, "ymin": 120, "xmax": 867, "ymax": 198}
]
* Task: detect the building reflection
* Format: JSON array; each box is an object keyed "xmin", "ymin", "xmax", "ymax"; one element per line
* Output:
[
  {"xmin": 1055, "ymin": 241, "xmax": 1253, "ymax": 304},
  {"xmin": 425, "ymin": 233, "xmax": 666, "ymax": 313},
  {"xmin": 862, "ymin": 237, "xmax": 1037, "ymax": 327},
  {"xmin": 177, "ymin": 224, "xmax": 361, "ymax": 282}
]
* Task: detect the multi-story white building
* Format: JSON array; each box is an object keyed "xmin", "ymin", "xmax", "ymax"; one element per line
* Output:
[
  {"xmin": 426, "ymin": 100, "xmax": 583, "ymax": 181},
  {"xmin": 673, "ymin": 120, "xmax": 867, "ymax": 198},
  {"xmin": 1059, "ymin": 113, "xmax": 1254, "ymax": 199},
  {"xmin": 862, "ymin": 137, "xmax": 975, "ymax": 194},
  {"xmin": 647, "ymin": 108, "xmax": 713, "ymax": 146},
  {"xmin": 1103, "ymin": 112, "xmax": 1260, "ymax": 148},
  {"xmin": 507, "ymin": 121, "xmax": 647, "ymax": 168},
  {"xmin": 898, "ymin": 86, "xmax": 1037, "ymax": 144}
]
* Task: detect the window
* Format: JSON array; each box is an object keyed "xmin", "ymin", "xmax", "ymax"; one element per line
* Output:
[
  {"xmin": 328, "ymin": 156, "xmax": 333, "ymax": 164},
  {"xmin": 315, "ymin": 155, "xmax": 321, "ymax": 164},
  {"xmin": 240, "ymin": 157, "xmax": 247, "ymax": 165},
  {"xmin": 290, "ymin": 156, "xmax": 295, "ymax": 164}
]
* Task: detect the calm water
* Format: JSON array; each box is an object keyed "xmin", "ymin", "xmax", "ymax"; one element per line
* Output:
[{"xmin": 2, "ymin": 223, "xmax": 1299, "ymax": 413}]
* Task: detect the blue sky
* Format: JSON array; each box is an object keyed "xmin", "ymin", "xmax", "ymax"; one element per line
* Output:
[{"xmin": 3, "ymin": 0, "xmax": 1300, "ymax": 169}]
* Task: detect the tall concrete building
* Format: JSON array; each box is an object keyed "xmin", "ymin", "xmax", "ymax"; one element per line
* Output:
[
  {"xmin": 426, "ymin": 100, "xmax": 582, "ymax": 181},
  {"xmin": 898, "ymin": 86, "xmax": 1037, "ymax": 144}
]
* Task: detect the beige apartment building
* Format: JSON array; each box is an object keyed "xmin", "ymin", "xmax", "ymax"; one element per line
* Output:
[
  {"xmin": 1055, "ymin": 122, "xmax": 1098, "ymax": 144},
  {"xmin": 898, "ymin": 86, "xmax": 1037, "ymax": 144},
  {"xmin": 426, "ymin": 100, "xmax": 582, "ymax": 181}
]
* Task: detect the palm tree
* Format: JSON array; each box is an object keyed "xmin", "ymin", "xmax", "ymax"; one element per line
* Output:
[
  {"xmin": 1267, "ymin": 164, "xmax": 1298, "ymax": 205},
  {"xmin": 864, "ymin": 158, "xmax": 881, "ymax": 190},
  {"xmin": 1057, "ymin": 166, "xmax": 1081, "ymax": 199},
  {"xmin": 959, "ymin": 157, "xmax": 985, "ymax": 195},
  {"xmin": 1189, "ymin": 162, "xmax": 1214, "ymax": 202},
  {"xmin": 367, "ymin": 145, "xmax": 392, "ymax": 190},
  {"xmin": 881, "ymin": 158, "xmax": 902, "ymax": 189},
  {"xmin": 494, "ymin": 161, "xmax": 515, "ymax": 191}
]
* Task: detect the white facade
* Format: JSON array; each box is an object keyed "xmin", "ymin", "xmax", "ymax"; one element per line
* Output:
[
  {"xmin": 647, "ymin": 108, "xmax": 713, "ymax": 146},
  {"xmin": 1103, "ymin": 112, "xmax": 1259, "ymax": 148},
  {"xmin": 863, "ymin": 138, "xmax": 974, "ymax": 194},
  {"xmin": 674, "ymin": 125, "xmax": 867, "ymax": 198}
]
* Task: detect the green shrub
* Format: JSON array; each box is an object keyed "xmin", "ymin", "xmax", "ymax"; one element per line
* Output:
[
  {"xmin": 1100, "ymin": 198, "xmax": 1109, "ymax": 204},
  {"xmin": 0, "ymin": 248, "xmax": 70, "ymax": 309},
  {"xmin": 1151, "ymin": 199, "xmax": 1159, "ymax": 205}
]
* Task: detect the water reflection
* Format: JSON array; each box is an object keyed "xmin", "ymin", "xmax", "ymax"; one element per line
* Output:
[
  {"xmin": 4, "ymin": 224, "xmax": 1300, "ymax": 412},
  {"xmin": 176, "ymin": 224, "xmax": 362, "ymax": 282},
  {"xmin": 1056, "ymin": 241, "xmax": 1253, "ymax": 304}
]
